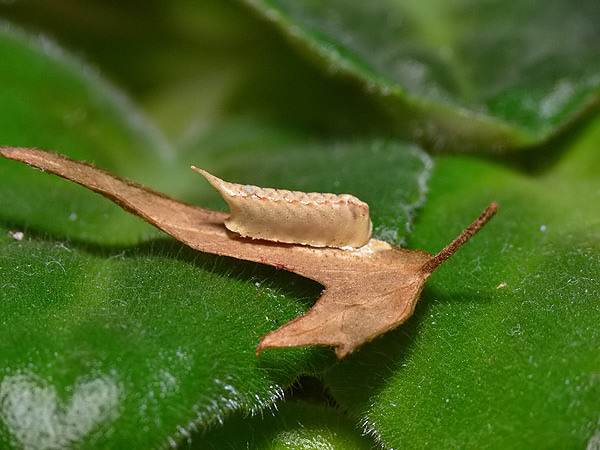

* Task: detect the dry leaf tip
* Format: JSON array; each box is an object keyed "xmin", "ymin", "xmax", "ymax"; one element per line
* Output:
[{"xmin": 421, "ymin": 202, "xmax": 498, "ymax": 274}]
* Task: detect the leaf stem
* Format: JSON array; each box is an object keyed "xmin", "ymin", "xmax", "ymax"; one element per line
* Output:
[{"xmin": 421, "ymin": 202, "xmax": 498, "ymax": 274}]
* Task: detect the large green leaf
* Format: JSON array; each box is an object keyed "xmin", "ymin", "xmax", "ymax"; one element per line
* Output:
[
  {"xmin": 0, "ymin": 25, "xmax": 432, "ymax": 448},
  {"xmin": 324, "ymin": 116, "xmax": 600, "ymax": 448},
  {"xmin": 0, "ymin": 229, "xmax": 323, "ymax": 449},
  {"xmin": 0, "ymin": 23, "xmax": 173, "ymax": 245},
  {"xmin": 244, "ymin": 0, "xmax": 600, "ymax": 151}
]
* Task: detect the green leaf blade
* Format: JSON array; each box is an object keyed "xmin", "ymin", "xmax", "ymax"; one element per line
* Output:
[
  {"xmin": 0, "ymin": 24, "xmax": 173, "ymax": 245},
  {"xmin": 0, "ymin": 231, "xmax": 327, "ymax": 448},
  {"xmin": 244, "ymin": 0, "xmax": 600, "ymax": 151},
  {"xmin": 324, "ymin": 117, "xmax": 600, "ymax": 449}
]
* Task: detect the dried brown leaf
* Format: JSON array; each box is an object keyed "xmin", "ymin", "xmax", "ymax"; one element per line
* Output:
[{"xmin": 0, "ymin": 147, "xmax": 497, "ymax": 358}]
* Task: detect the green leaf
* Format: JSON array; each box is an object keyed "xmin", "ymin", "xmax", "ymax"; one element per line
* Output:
[
  {"xmin": 0, "ymin": 24, "xmax": 173, "ymax": 245},
  {"xmin": 0, "ymin": 25, "xmax": 432, "ymax": 448},
  {"xmin": 244, "ymin": 0, "xmax": 600, "ymax": 151},
  {"xmin": 324, "ymin": 115, "xmax": 600, "ymax": 448},
  {"xmin": 0, "ymin": 230, "xmax": 325, "ymax": 449},
  {"xmin": 190, "ymin": 401, "xmax": 375, "ymax": 449}
]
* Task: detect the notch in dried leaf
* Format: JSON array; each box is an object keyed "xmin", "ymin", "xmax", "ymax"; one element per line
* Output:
[{"xmin": 0, "ymin": 147, "xmax": 498, "ymax": 358}]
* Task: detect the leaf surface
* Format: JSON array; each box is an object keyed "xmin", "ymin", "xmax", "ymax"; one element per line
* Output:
[
  {"xmin": 0, "ymin": 24, "xmax": 171, "ymax": 245},
  {"xmin": 244, "ymin": 0, "xmax": 600, "ymax": 151},
  {"xmin": 0, "ymin": 224, "xmax": 323, "ymax": 449},
  {"xmin": 324, "ymin": 116, "xmax": 600, "ymax": 448}
]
